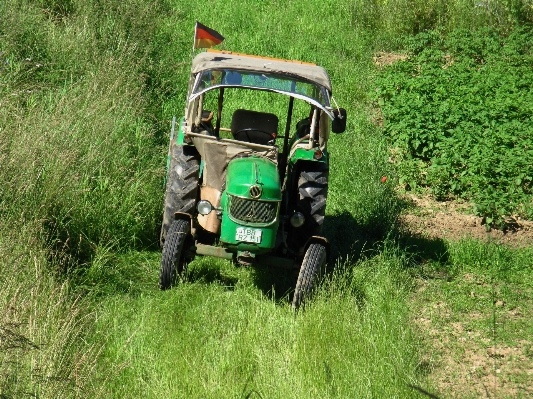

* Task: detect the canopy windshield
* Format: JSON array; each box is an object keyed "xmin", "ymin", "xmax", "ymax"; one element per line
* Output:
[{"xmin": 189, "ymin": 68, "xmax": 333, "ymax": 119}]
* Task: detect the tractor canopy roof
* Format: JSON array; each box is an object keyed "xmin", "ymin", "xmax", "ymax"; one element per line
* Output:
[{"xmin": 189, "ymin": 50, "xmax": 334, "ymax": 119}]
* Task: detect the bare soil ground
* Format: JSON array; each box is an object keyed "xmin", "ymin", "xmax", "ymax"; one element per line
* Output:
[
  {"xmin": 402, "ymin": 194, "xmax": 533, "ymax": 398},
  {"xmin": 400, "ymin": 193, "xmax": 533, "ymax": 248},
  {"xmin": 373, "ymin": 51, "xmax": 408, "ymax": 67}
]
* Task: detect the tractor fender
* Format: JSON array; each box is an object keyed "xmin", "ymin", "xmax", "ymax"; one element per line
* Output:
[
  {"xmin": 289, "ymin": 148, "xmax": 329, "ymax": 166},
  {"xmin": 303, "ymin": 236, "xmax": 330, "ymax": 261}
]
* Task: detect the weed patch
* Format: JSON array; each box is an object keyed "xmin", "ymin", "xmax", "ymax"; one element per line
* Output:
[{"xmin": 376, "ymin": 27, "xmax": 533, "ymax": 228}]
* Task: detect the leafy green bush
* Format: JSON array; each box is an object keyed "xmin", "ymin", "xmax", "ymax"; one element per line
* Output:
[{"xmin": 376, "ymin": 27, "xmax": 533, "ymax": 227}]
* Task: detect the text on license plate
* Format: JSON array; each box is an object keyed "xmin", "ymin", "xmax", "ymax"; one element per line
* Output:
[{"xmin": 235, "ymin": 227, "xmax": 262, "ymax": 243}]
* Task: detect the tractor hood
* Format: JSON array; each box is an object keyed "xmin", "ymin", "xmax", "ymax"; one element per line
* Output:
[{"xmin": 225, "ymin": 157, "xmax": 281, "ymax": 201}]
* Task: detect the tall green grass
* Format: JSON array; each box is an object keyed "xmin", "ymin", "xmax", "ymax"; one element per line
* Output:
[
  {"xmin": 1, "ymin": 0, "xmax": 175, "ymax": 396},
  {"xmin": 86, "ymin": 247, "xmax": 425, "ymax": 398},
  {"xmin": 0, "ymin": 0, "xmax": 175, "ymax": 262},
  {"xmin": 351, "ymin": 0, "xmax": 533, "ymax": 49},
  {"xmin": 0, "ymin": 223, "xmax": 100, "ymax": 397}
]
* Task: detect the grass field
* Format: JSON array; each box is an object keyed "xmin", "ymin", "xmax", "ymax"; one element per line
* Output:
[{"xmin": 1, "ymin": 0, "xmax": 532, "ymax": 398}]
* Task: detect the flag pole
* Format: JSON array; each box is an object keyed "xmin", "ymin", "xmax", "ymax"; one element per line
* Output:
[{"xmin": 192, "ymin": 20, "xmax": 197, "ymax": 59}]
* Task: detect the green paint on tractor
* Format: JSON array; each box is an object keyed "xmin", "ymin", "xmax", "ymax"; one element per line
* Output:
[
  {"xmin": 219, "ymin": 156, "xmax": 281, "ymax": 251},
  {"xmin": 225, "ymin": 157, "xmax": 281, "ymax": 200}
]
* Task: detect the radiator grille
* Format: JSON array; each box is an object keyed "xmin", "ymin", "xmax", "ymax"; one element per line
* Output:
[{"xmin": 229, "ymin": 195, "xmax": 277, "ymax": 224}]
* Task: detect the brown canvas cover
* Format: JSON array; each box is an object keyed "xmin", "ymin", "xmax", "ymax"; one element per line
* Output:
[
  {"xmin": 191, "ymin": 50, "xmax": 332, "ymax": 93},
  {"xmin": 189, "ymin": 133, "xmax": 278, "ymax": 192},
  {"xmin": 188, "ymin": 132, "xmax": 278, "ymax": 233}
]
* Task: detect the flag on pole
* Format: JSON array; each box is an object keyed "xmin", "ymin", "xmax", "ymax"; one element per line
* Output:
[{"xmin": 194, "ymin": 21, "xmax": 224, "ymax": 49}]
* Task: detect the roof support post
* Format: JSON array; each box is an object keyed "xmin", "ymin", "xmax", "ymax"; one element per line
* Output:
[
  {"xmin": 279, "ymin": 96, "xmax": 294, "ymax": 182},
  {"xmin": 215, "ymin": 87, "xmax": 224, "ymax": 136},
  {"xmin": 308, "ymin": 108, "xmax": 318, "ymax": 149}
]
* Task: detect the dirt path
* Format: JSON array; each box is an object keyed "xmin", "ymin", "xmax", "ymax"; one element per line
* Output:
[{"xmin": 400, "ymin": 194, "xmax": 533, "ymax": 248}]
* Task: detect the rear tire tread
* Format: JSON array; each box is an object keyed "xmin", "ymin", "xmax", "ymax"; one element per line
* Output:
[
  {"xmin": 291, "ymin": 162, "xmax": 328, "ymax": 250},
  {"xmin": 160, "ymin": 143, "xmax": 200, "ymax": 246}
]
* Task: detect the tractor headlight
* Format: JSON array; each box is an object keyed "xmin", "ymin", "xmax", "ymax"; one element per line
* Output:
[
  {"xmin": 290, "ymin": 212, "xmax": 305, "ymax": 227},
  {"xmin": 197, "ymin": 200, "xmax": 213, "ymax": 215}
]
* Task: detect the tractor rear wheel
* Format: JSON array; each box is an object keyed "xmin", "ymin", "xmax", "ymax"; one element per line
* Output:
[
  {"xmin": 159, "ymin": 219, "xmax": 191, "ymax": 290},
  {"xmin": 292, "ymin": 243, "xmax": 326, "ymax": 310},
  {"xmin": 290, "ymin": 162, "xmax": 328, "ymax": 252},
  {"xmin": 160, "ymin": 143, "xmax": 200, "ymax": 247}
]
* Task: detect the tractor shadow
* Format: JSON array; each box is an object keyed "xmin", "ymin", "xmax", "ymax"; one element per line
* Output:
[
  {"xmin": 186, "ymin": 255, "xmax": 298, "ymax": 300},
  {"xmin": 250, "ymin": 266, "xmax": 299, "ymax": 303},
  {"xmin": 250, "ymin": 209, "xmax": 451, "ymax": 302},
  {"xmin": 322, "ymin": 211, "xmax": 403, "ymax": 265},
  {"xmin": 397, "ymin": 232, "xmax": 449, "ymax": 266},
  {"xmin": 324, "ymin": 211, "xmax": 450, "ymax": 268},
  {"xmin": 251, "ymin": 211, "xmax": 393, "ymax": 302},
  {"xmin": 186, "ymin": 258, "xmax": 240, "ymax": 288}
]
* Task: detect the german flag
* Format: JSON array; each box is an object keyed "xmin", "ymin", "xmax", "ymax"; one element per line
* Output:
[{"xmin": 194, "ymin": 21, "xmax": 224, "ymax": 49}]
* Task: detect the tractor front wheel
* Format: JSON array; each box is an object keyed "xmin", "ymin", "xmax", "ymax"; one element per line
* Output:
[
  {"xmin": 292, "ymin": 243, "xmax": 326, "ymax": 310},
  {"xmin": 159, "ymin": 219, "xmax": 191, "ymax": 290}
]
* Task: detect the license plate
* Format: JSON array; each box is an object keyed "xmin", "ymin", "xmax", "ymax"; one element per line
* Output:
[{"xmin": 235, "ymin": 227, "xmax": 262, "ymax": 244}]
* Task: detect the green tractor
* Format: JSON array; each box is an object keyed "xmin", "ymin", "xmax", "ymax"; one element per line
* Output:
[{"xmin": 160, "ymin": 49, "xmax": 346, "ymax": 308}]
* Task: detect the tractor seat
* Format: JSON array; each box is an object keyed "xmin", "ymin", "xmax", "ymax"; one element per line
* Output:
[{"xmin": 231, "ymin": 109, "xmax": 279, "ymax": 145}]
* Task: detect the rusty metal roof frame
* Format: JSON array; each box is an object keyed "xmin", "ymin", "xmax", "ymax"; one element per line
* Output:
[{"xmin": 189, "ymin": 50, "xmax": 335, "ymax": 119}]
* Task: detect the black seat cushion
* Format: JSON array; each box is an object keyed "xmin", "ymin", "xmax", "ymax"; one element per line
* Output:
[{"xmin": 231, "ymin": 109, "xmax": 279, "ymax": 145}]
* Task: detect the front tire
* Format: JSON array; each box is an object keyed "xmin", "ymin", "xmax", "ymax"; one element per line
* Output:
[
  {"xmin": 292, "ymin": 243, "xmax": 326, "ymax": 310},
  {"xmin": 159, "ymin": 219, "xmax": 191, "ymax": 290}
]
